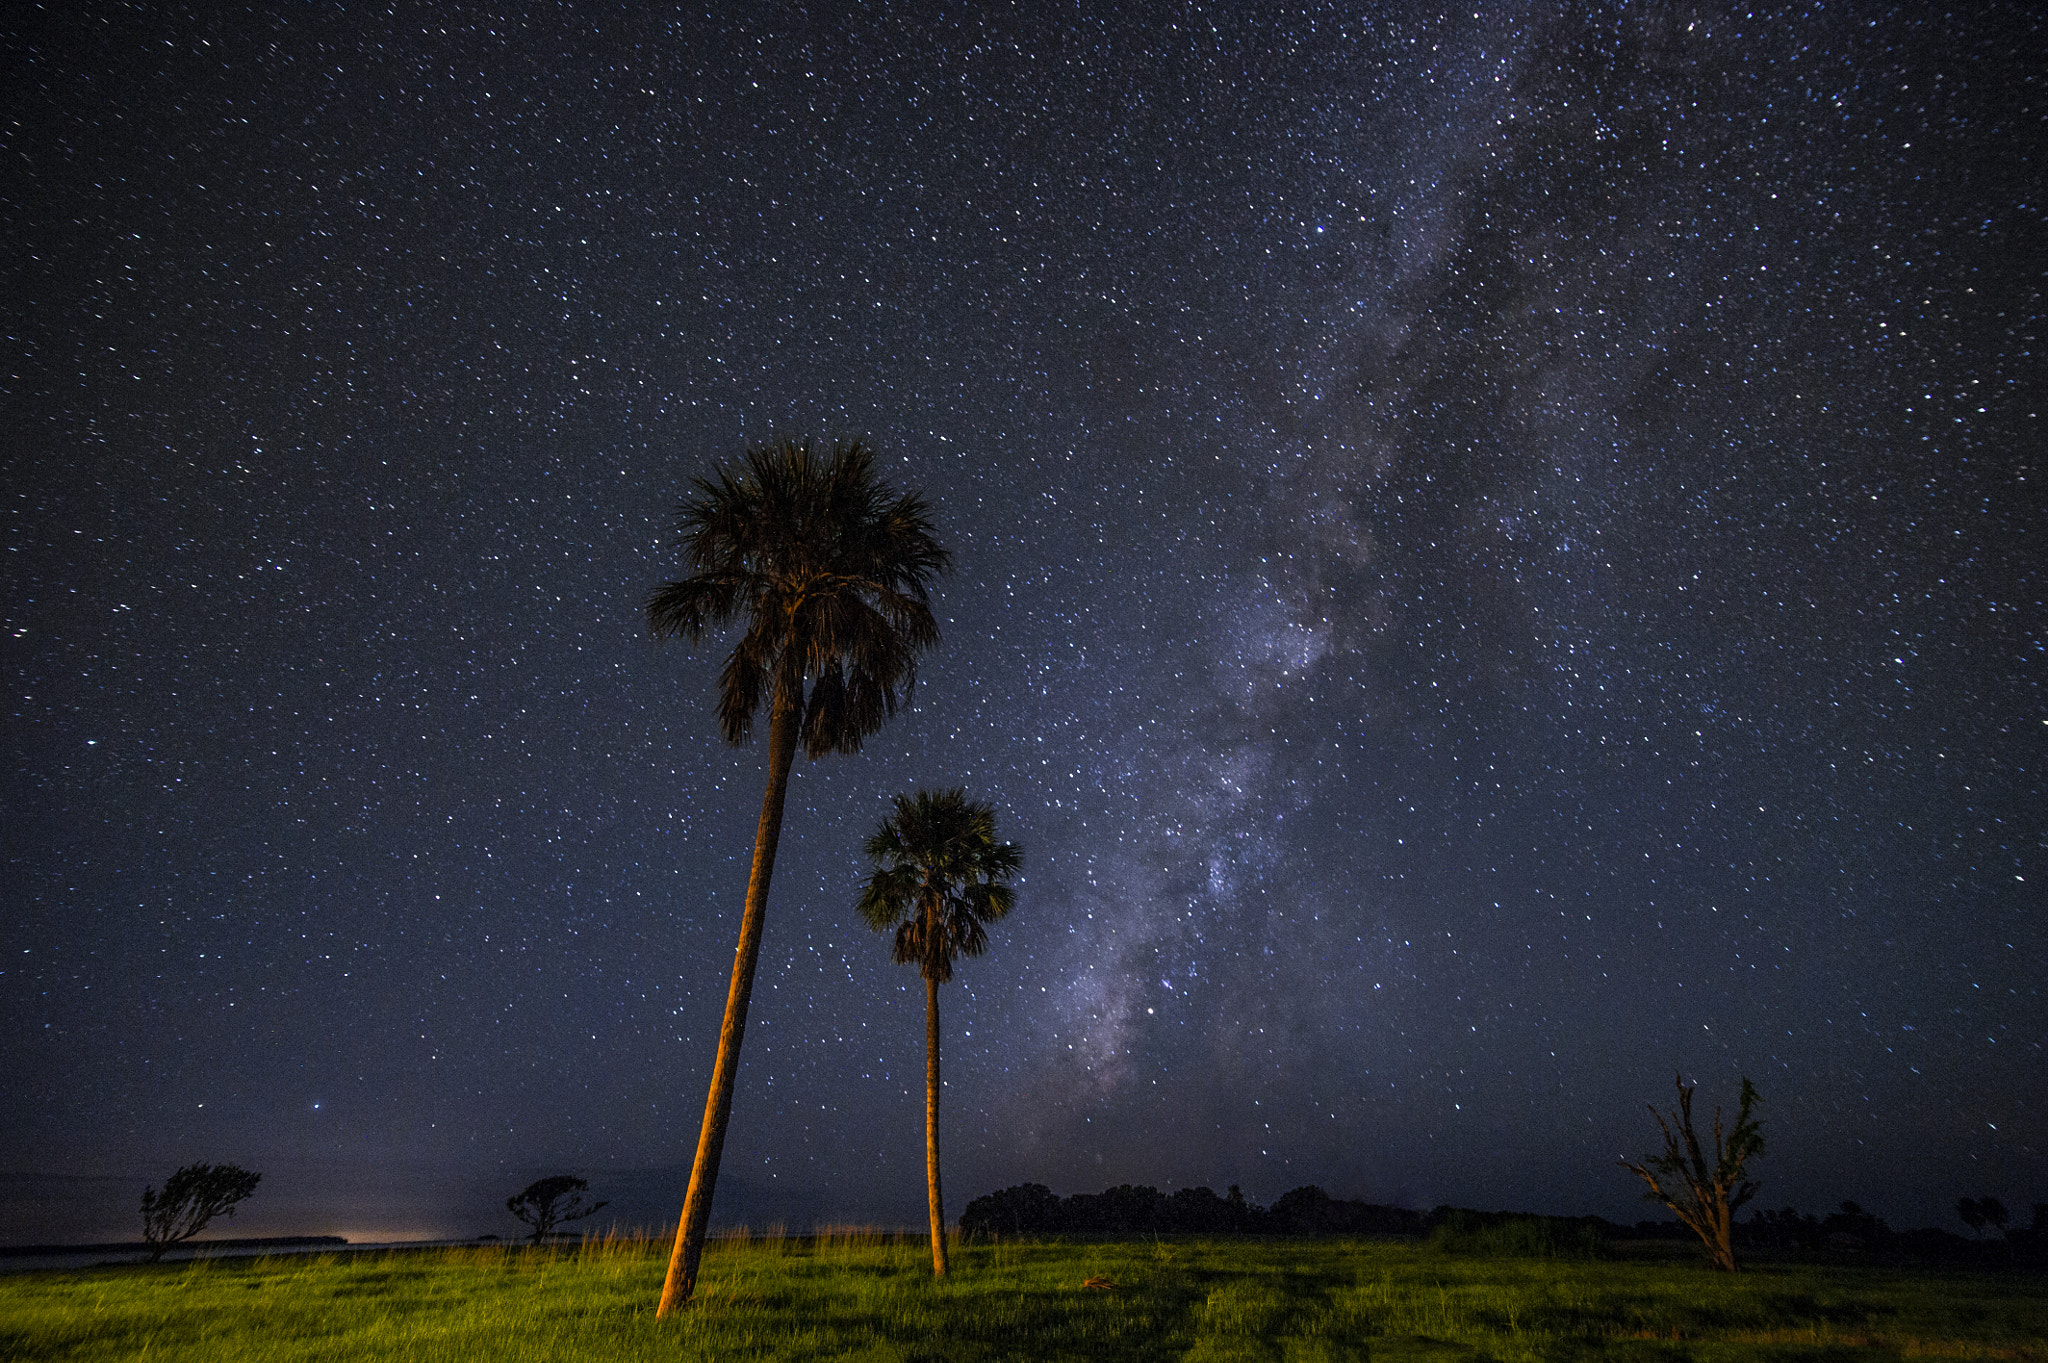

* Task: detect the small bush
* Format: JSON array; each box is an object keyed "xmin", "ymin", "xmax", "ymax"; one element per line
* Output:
[{"xmin": 1426, "ymin": 1210, "xmax": 1610, "ymax": 1260}]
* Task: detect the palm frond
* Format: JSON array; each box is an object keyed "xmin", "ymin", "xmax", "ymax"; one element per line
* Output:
[
  {"xmin": 892, "ymin": 919, "xmax": 928, "ymax": 972},
  {"xmin": 715, "ymin": 628, "xmax": 773, "ymax": 744},
  {"xmin": 857, "ymin": 865, "xmax": 918, "ymax": 930},
  {"xmin": 947, "ymin": 907, "xmax": 990, "ymax": 960},
  {"xmin": 801, "ymin": 664, "xmax": 847, "ymax": 755},
  {"xmin": 645, "ymin": 572, "xmax": 748, "ymax": 640},
  {"xmin": 964, "ymin": 881, "xmax": 1014, "ymax": 925}
]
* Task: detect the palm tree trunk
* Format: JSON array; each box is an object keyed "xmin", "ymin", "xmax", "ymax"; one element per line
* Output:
[
  {"xmin": 924, "ymin": 971, "xmax": 948, "ymax": 1277},
  {"xmin": 657, "ymin": 688, "xmax": 801, "ymax": 1316}
]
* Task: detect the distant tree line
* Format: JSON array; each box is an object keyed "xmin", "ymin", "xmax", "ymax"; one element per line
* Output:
[
  {"xmin": 960, "ymin": 1181, "xmax": 2047, "ymax": 1266},
  {"xmin": 1742, "ymin": 1199, "xmax": 2048, "ymax": 1262},
  {"xmin": 961, "ymin": 1182, "xmax": 1656, "ymax": 1254},
  {"xmin": 962, "ymin": 1183, "xmax": 1432, "ymax": 1239}
]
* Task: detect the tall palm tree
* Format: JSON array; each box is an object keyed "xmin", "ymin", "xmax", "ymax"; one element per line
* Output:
[
  {"xmin": 646, "ymin": 439, "xmax": 948, "ymax": 1313},
  {"xmin": 857, "ymin": 788, "xmax": 1021, "ymax": 1277}
]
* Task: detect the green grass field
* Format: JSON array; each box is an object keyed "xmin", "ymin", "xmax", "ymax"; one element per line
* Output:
[{"xmin": 2, "ymin": 1230, "xmax": 2042, "ymax": 1361}]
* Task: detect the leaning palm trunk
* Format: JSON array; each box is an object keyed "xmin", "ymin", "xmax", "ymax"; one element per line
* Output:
[
  {"xmin": 658, "ymin": 692, "xmax": 799, "ymax": 1315},
  {"xmin": 649, "ymin": 441, "xmax": 948, "ymax": 1313},
  {"xmin": 923, "ymin": 971, "xmax": 948, "ymax": 1277}
]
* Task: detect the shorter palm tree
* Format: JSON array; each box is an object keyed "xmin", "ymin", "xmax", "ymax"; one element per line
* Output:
[{"xmin": 857, "ymin": 789, "xmax": 1021, "ymax": 1277}]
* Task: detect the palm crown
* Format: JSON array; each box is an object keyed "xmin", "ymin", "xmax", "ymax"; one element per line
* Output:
[
  {"xmin": 858, "ymin": 789, "xmax": 1021, "ymax": 983},
  {"xmin": 645, "ymin": 438, "xmax": 949, "ymax": 756}
]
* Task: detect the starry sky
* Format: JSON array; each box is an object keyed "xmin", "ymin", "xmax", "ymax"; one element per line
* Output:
[{"xmin": 4, "ymin": 3, "xmax": 2041, "ymax": 1245}]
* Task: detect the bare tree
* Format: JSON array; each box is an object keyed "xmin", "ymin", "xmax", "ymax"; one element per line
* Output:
[
  {"xmin": 140, "ymin": 1163, "xmax": 261, "ymax": 1262},
  {"xmin": 506, "ymin": 1175, "xmax": 609, "ymax": 1246},
  {"xmin": 1623, "ymin": 1074, "xmax": 1763, "ymax": 1272}
]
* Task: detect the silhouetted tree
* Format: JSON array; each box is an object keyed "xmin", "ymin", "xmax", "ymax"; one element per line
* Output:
[
  {"xmin": 859, "ymin": 788, "xmax": 1020, "ymax": 1277},
  {"xmin": 959, "ymin": 1182, "xmax": 1062, "ymax": 1237},
  {"xmin": 506, "ymin": 1175, "xmax": 608, "ymax": 1246},
  {"xmin": 1622, "ymin": 1074, "xmax": 1763, "ymax": 1271},
  {"xmin": 1820, "ymin": 1200, "xmax": 1892, "ymax": 1250},
  {"xmin": 2018, "ymin": 1204, "xmax": 2048, "ymax": 1262},
  {"xmin": 140, "ymin": 1163, "xmax": 261, "ymax": 1261},
  {"xmin": 1164, "ymin": 1186, "xmax": 1237, "ymax": 1234},
  {"xmin": 1066, "ymin": 1184, "xmax": 1164, "ymax": 1234},
  {"xmin": 646, "ymin": 439, "xmax": 948, "ymax": 1312},
  {"xmin": 1273, "ymin": 1185, "xmax": 1336, "ymax": 1235},
  {"xmin": 1957, "ymin": 1196, "xmax": 2008, "ymax": 1239},
  {"xmin": 1749, "ymin": 1205, "xmax": 1822, "ymax": 1251}
]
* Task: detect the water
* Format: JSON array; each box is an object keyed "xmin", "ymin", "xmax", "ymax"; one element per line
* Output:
[{"xmin": 0, "ymin": 1236, "xmax": 488, "ymax": 1275}]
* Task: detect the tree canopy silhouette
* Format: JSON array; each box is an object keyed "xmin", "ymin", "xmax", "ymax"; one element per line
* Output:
[
  {"xmin": 139, "ymin": 1163, "xmax": 260, "ymax": 1262},
  {"xmin": 506, "ymin": 1175, "xmax": 608, "ymax": 1246},
  {"xmin": 646, "ymin": 438, "xmax": 947, "ymax": 1312},
  {"xmin": 858, "ymin": 788, "xmax": 1020, "ymax": 1277},
  {"xmin": 1958, "ymin": 1196, "xmax": 2008, "ymax": 1239}
]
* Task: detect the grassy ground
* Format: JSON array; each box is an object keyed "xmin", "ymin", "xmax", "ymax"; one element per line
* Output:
[{"xmin": 1, "ymin": 1229, "xmax": 2042, "ymax": 1361}]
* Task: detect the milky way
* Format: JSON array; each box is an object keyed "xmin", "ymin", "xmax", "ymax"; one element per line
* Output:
[{"xmin": 4, "ymin": 3, "xmax": 2040, "ymax": 1242}]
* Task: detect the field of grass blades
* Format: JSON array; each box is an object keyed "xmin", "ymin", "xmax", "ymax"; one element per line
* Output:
[{"xmin": 1, "ymin": 1231, "xmax": 2042, "ymax": 1361}]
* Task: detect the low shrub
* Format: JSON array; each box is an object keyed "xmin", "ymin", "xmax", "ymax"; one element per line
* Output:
[{"xmin": 1425, "ymin": 1209, "xmax": 1611, "ymax": 1259}]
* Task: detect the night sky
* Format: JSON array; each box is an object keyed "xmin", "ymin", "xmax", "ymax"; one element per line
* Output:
[{"xmin": 5, "ymin": 3, "xmax": 2041, "ymax": 1245}]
